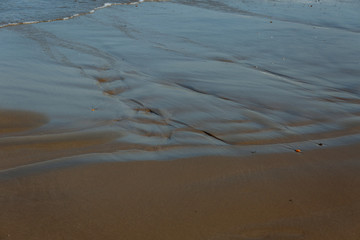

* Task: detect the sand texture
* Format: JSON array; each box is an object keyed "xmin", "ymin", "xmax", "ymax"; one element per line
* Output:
[
  {"xmin": 1, "ymin": 0, "xmax": 360, "ymax": 239},
  {"xmin": 1, "ymin": 144, "xmax": 360, "ymax": 240}
]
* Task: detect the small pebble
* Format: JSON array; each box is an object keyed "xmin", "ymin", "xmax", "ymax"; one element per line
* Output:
[{"xmin": 295, "ymin": 149, "xmax": 301, "ymax": 153}]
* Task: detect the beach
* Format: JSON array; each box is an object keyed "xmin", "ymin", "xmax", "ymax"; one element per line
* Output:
[
  {"xmin": 2, "ymin": 144, "xmax": 360, "ymax": 239},
  {"xmin": 1, "ymin": 0, "xmax": 360, "ymax": 239}
]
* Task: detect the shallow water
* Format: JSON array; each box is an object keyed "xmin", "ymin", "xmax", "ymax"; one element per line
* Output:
[
  {"xmin": 0, "ymin": 0, "xmax": 360, "ymax": 166},
  {"xmin": 0, "ymin": 0, "xmax": 134, "ymax": 27}
]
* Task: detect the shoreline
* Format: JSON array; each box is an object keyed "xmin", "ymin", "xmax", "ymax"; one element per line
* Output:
[
  {"xmin": 1, "ymin": 1, "xmax": 360, "ymax": 239},
  {"xmin": 1, "ymin": 107, "xmax": 359, "ymax": 176}
]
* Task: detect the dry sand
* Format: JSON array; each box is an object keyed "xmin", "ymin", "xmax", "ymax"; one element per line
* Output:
[{"xmin": 1, "ymin": 143, "xmax": 360, "ymax": 240}]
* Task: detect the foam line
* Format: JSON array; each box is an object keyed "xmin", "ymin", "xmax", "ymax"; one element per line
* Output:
[{"xmin": 0, "ymin": 1, "xmax": 150, "ymax": 29}]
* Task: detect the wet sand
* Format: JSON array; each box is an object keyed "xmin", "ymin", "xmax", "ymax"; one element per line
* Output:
[
  {"xmin": 1, "ymin": 1, "xmax": 359, "ymax": 150},
  {"xmin": 0, "ymin": 110, "xmax": 48, "ymax": 135},
  {"xmin": 1, "ymin": 0, "xmax": 360, "ymax": 239},
  {"xmin": 1, "ymin": 144, "xmax": 360, "ymax": 240}
]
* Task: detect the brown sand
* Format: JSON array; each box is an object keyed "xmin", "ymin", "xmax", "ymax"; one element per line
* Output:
[
  {"xmin": 0, "ymin": 109, "xmax": 124, "ymax": 170},
  {"xmin": 1, "ymin": 144, "xmax": 360, "ymax": 240},
  {"xmin": 0, "ymin": 110, "xmax": 48, "ymax": 135},
  {"xmin": 0, "ymin": 130, "xmax": 124, "ymax": 170}
]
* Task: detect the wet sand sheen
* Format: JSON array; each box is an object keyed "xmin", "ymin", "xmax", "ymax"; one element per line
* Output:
[
  {"xmin": 1, "ymin": 143, "xmax": 360, "ymax": 240},
  {"xmin": 1, "ymin": 1, "xmax": 359, "ymax": 149}
]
